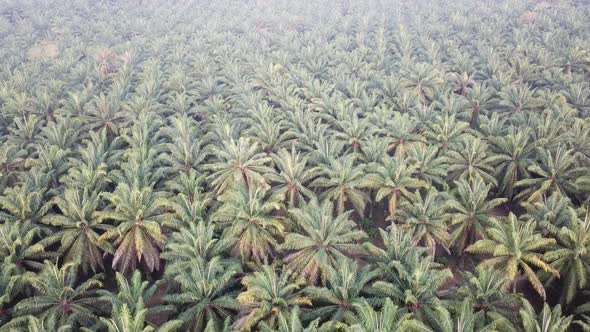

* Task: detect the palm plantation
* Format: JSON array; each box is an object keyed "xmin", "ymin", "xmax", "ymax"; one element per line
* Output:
[{"xmin": 0, "ymin": 0, "xmax": 589, "ymax": 330}]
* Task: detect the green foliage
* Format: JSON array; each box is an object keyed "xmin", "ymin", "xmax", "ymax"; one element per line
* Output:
[
  {"xmin": 266, "ymin": 148, "xmax": 316, "ymax": 208},
  {"xmin": 454, "ymin": 267, "xmax": 520, "ymax": 326},
  {"xmin": 100, "ymin": 304, "xmax": 182, "ymax": 332},
  {"xmin": 372, "ymin": 253, "xmax": 452, "ymax": 322},
  {"xmin": 311, "ymin": 155, "xmax": 369, "ymax": 216},
  {"xmin": 395, "ymin": 188, "xmax": 451, "ymax": 255},
  {"xmin": 161, "ymin": 220, "xmax": 236, "ymax": 274},
  {"xmin": 345, "ymin": 297, "xmax": 428, "ymax": 332},
  {"xmin": 234, "ymin": 265, "xmax": 311, "ymax": 332},
  {"xmin": 164, "ymin": 257, "xmax": 240, "ymax": 331},
  {"xmin": 99, "ymin": 183, "xmax": 168, "ymax": 273},
  {"xmin": 490, "ymin": 128, "xmax": 534, "ymax": 199},
  {"xmin": 13, "ymin": 261, "xmax": 102, "ymax": 330},
  {"xmin": 518, "ymin": 300, "xmax": 573, "ymax": 332},
  {"xmin": 447, "ymin": 177, "xmax": 507, "ymax": 253},
  {"xmin": 467, "ymin": 214, "xmax": 558, "ymax": 300},
  {"xmin": 304, "ymin": 258, "xmax": 377, "ymax": 324},
  {"xmin": 363, "ymin": 156, "xmax": 427, "ymax": 218},
  {"xmin": 0, "ymin": 172, "xmax": 53, "ymax": 224},
  {"xmin": 365, "ymin": 224, "xmax": 430, "ymax": 282},
  {"xmin": 42, "ymin": 188, "xmax": 112, "ymax": 273},
  {"xmin": 281, "ymin": 199, "xmax": 367, "ymax": 285},
  {"xmin": 422, "ymin": 299, "xmax": 503, "ymax": 332},
  {"xmin": 522, "ymin": 193, "xmax": 576, "ymax": 236},
  {"xmin": 544, "ymin": 211, "xmax": 590, "ymax": 304},
  {"xmin": 205, "ymin": 137, "xmax": 273, "ymax": 194},
  {"xmin": 97, "ymin": 271, "xmax": 173, "ymax": 326},
  {"xmin": 0, "ymin": 0, "xmax": 589, "ymax": 330},
  {"xmin": 515, "ymin": 147, "xmax": 588, "ymax": 203},
  {"xmin": 258, "ymin": 306, "xmax": 323, "ymax": 332},
  {"xmin": 0, "ymin": 220, "xmax": 50, "ymax": 272},
  {"xmin": 446, "ymin": 135, "xmax": 501, "ymax": 186},
  {"xmin": 211, "ymin": 184, "xmax": 284, "ymax": 264}
]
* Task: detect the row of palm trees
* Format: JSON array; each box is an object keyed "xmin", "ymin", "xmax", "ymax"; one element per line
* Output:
[{"xmin": 1, "ymin": 0, "xmax": 590, "ymax": 330}]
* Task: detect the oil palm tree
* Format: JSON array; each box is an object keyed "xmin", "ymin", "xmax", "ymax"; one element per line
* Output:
[
  {"xmin": 258, "ymin": 306, "xmax": 323, "ymax": 332},
  {"xmin": 454, "ymin": 267, "xmax": 520, "ymax": 326},
  {"xmin": 266, "ymin": 147, "xmax": 316, "ymax": 208},
  {"xmin": 82, "ymin": 94, "xmax": 127, "ymax": 135},
  {"xmin": 311, "ymin": 155, "xmax": 369, "ymax": 216},
  {"xmin": 522, "ymin": 193, "xmax": 576, "ymax": 236},
  {"xmin": 38, "ymin": 116, "xmax": 81, "ymax": 152},
  {"xmin": 395, "ymin": 188, "xmax": 451, "ymax": 256},
  {"xmin": 205, "ymin": 137, "xmax": 273, "ymax": 194},
  {"xmin": 240, "ymin": 103, "xmax": 293, "ymax": 154},
  {"xmin": 379, "ymin": 112, "xmax": 424, "ymax": 158},
  {"xmin": 160, "ymin": 114, "xmax": 208, "ymax": 175},
  {"xmin": 0, "ymin": 171, "xmax": 53, "ymax": 224},
  {"xmin": 556, "ymin": 45, "xmax": 590, "ymax": 74},
  {"xmin": 163, "ymin": 170, "xmax": 211, "ymax": 229},
  {"xmin": 372, "ymin": 254, "xmax": 452, "ymax": 322},
  {"xmin": 345, "ymin": 298, "xmax": 428, "ymax": 332},
  {"xmin": 98, "ymin": 270, "xmax": 173, "ymax": 323},
  {"xmin": 307, "ymin": 136, "xmax": 345, "ymax": 168},
  {"xmin": 0, "ymin": 262, "xmax": 22, "ymax": 326},
  {"xmin": 111, "ymin": 148, "xmax": 165, "ymax": 194},
  {"xmin": 61, "ymin": 129, "xmax": 119, "ymax": 194},
  {"xmin": 462, "ymin": 83, "xmax": 495, "ymax": 129},
  {"xmin": 30, "ymin": 146, "xmax": 70, "ymax": 186},
  {"xmin": 527, "ymin": 111, "xmax": 568, "ymax": 153},
  {"xmin": 165, "ymin": 257, "xmax": 241, "ymax": 332},
  {"xmin": 446, "ymin": 136, "xmax": 501, "ymax": 186},
  {"xmin": 566, "ymin": 118, "xmax": 590, "ymax": 166},
  {"xmin": 544, "ymin": 213, "xmax": 590, "ymax": 304},
  {"xmin": 448, "ymin": 72, "xmax": 476, "ymax": 97},
  {"xmin": 466, "ymin": 214, "xmax": 558, "ymax": 300},
  {"xmin": 562, "ymin": 83, "xmax": 590, "ymax": 118},
  {"xmin": 304, "ymin": 258, "xmax": 378, "ymax": 324},
  {"xmin": 161, "ymin": 220, "xmax": 236, "ymax": 273},
  {"xmin": 447, "ymin": 177, "xmax": 507, "ymax": 253},
  {"xmin": 7, "ymin": 113, "xmax": 45, "ymax": 152},
  {"xmin": 515, "ymin": 147, "xmax": 587, "ymax": 203},
  {"xmin": 517, "ymin": 300, "xmax": 572, "ymax": 332},
  {"xmin": 497, "ymin": 84, "xmax": 540, "ymax": 117},
  {"xmin": 422, "ymin": 299, "xmax": 503, "ymax": 332},
  {"xmin": 400, "ymin": 61, "xmax": 444, "ymax": 101},
  {"xmin": 234, "ymin": 265, "xmax": 311, "ymax": 332},
  {"xmin": 0, "ymin": 315, "xmax": 72, "ymax": 332},
  {"xmin": 280, "ymin": 199, "xmax": 367, "ymax": 285},
  {"xmin": 364, "ymin": 224, "xmax": 430, "ymax": 281},
  {"xmin": 363, "ymin": 156, "xmax": 427, "ymax": 218},
  {"xmin": 287, "ymin": 112, "xmax": 331, "ymax": 156},
  {"xmin": 0, "ymin": 221, "xmax": 53, "ymax": 311},
  {"xmin": 41, "ymin": 188, "xmax": 112, "ymax": 274},
  {"xmin": 98, "ymin": 183, "xmax": 168, "ymax": 273},
  {"xmin": 0, "ymin": 219, "xmax": 50, "ymax": 271},
  {"xmin": 0, "ymin": 142, "xmax": 25, "ymax": 188},
  {"xmin": 425, "ymin": 115, "xmax": 469, "ymax": 152},
  {"xmin": 357, "ymin": 136, "xmax": 389, "ymax": 164},
  {"xmin": 476, "ymin": 112, "xmax": 507, "ymax": 139},
  {"xmin": 13, "ymin": 261, "xmax": 103, "ymax": 330},
  {"xmin": 490, "ymin": 127, "xmax": 534, "ymax": 199},
  {"xmin": 333, "ymin": 113, "xmax": 376, "ymax": 154},
  {"xmin": 100, "ymin": 304, "xmax": 182, "ymax": 332},
  {"xmin": 407, "ymin": 145, "xmax": 449, "ymax": 188},
  {"xmin": 210, "ymin": 184, "xmax": 284, "ymax": 264}
]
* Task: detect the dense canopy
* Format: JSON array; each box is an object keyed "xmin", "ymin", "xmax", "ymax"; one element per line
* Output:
[{"xmin": 0, "ymin": 0, "xmax": 589, "ymax": 331}]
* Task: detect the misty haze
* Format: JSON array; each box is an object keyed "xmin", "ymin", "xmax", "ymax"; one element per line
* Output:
[{"xmin": 0, "ymin": 0, "xmax": 589, "ymax": 331}]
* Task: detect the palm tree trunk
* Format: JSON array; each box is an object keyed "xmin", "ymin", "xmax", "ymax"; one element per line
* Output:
[{"xmin": 389, "ymin": 191, "xmax": 398, "ymax": 218}]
